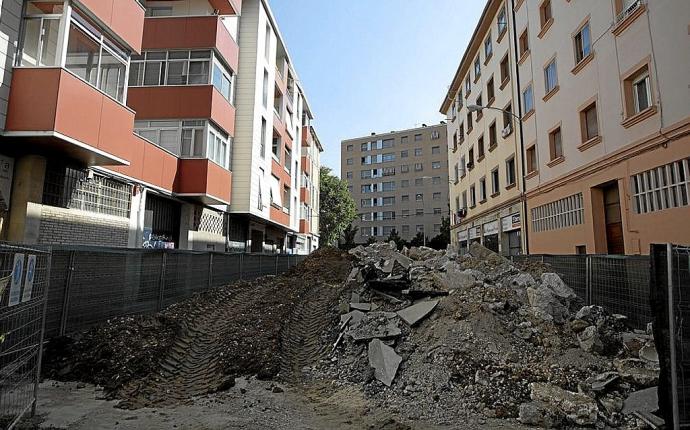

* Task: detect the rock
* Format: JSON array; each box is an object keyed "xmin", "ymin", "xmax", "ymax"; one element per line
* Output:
[
  {"xmin": 639, "ymin": 343, "xmax": 659, "ymax": 363},
  {"xmin": 600, "ymin": 395, "xmax": 624, "ymax": 415},
  {"xmin": 578, "ymin": 326, "xmax": 604, "ymax": 355},
  {"xmin": 541, "ymin": 273, "xmax": 577, "ymax": 300},
  {"xmin": 518, "ymin": 401, "xmax": 564, "ymax": 428},
  {"xmin": 396, "ymin": 300, "xmax": 439, "ymax": 326},
  {"xmin": 527, "ymin": 285, "xmax": 570, "ymax": 324},
  {"xmin": 347, "ymin": 312, "xmax": 402, "ymax": 341},
  {"xmin": 442, "ymin": 264, "xmax": 477, "ymax": 290},
  {"xmin": 368, "ymin": 339, "xmax": 402, "ymax": 387},
  {"xmin": 614, "ymin": 358, "xmax": 659, "ymax": 387},
  {"xmin": 530, "ymin": 382, "xmax": 598, "ymax": 426},
  {"xmin": 340, "ymin": 310, "xmax": 365, "ymax": 329},
  {"xmin": 510, "ymin": 273, "xmax": 536, "ymax": 289},
  {"xmin": 570, "ymin": 319, "xmax": 589, "ymax": 333},
  {"xmin": 271, "ymin": 385, "xmax": 284, "ymax": 393},
  {"xmin": 622, "ymin": 386, "xmax": 658, "ymax": 415},
  {"xmin": 588, "ymin": 371, "xmax": 619, "ymax": 392},
  {"xmin": 469, "ymin": 242, "xmax": 508, "ymax": 265}
]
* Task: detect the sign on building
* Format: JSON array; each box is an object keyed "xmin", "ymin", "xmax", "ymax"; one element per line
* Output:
[{"xmin": 501, "ymin": 213, "xmax": 522, "ymax": 232}]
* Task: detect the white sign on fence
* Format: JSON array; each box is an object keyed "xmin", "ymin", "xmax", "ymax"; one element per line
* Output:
[
  {"xmin": 8, "ymin": 253, "xmax": 24, "ymax": 307},
  {"xmin": 21, "ymin": 254, "xmax": 36, "ymax": 303}
]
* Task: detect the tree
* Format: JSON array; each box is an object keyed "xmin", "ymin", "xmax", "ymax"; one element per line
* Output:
[
  {"xmin": 366, "ymin": 237, "xmax": 377, "ymax": 245},
  {"xmin": 409, "ymin": 232, "xmax": 425, "ymax": 248},
  {"xmin": 386, "ymin": 228, "xmax": 407, "ymax": 250},
  {"xmin": 428, "ymin": 217, "xmax": 451, "ymax": 250},
  {"xmin": 319, "ymin": 167, "xmax": 357, "ymax": 246},
  {"xmin": 340, "ymin": 224, "xmax": 358, "ymax": 250}
]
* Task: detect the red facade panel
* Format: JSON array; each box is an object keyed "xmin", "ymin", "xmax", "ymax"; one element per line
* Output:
[{"xmin": 79, "ymin": 0, "xmax": 144, "ymax": 52}]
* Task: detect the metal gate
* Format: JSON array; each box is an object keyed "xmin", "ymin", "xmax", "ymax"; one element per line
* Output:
[{"xmin": 0, "ymin": 245, "xmax": 51, "ymax": 429}]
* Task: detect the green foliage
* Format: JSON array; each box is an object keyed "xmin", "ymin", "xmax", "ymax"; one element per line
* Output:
[
  {"xmin": 366, "ymin": 237, "xmax": 377, "ymax": 245},
  {"xmin": 409, "ymin": 232, "xmax": 425, "ymax": 248},
  {"xmin": 340, "ymin": 224, "xmax": 359, "ymax": 250},
  {"xmin": 428, "ymin": 217, "xmax": 451, "ymax": 250},
  {"xmin": 319, "ymin": 167, "xmax": 357, "ymax": 246},
  {"xmin": 386, "ymin": 228, "xmax": 406, "ymax": 251}
]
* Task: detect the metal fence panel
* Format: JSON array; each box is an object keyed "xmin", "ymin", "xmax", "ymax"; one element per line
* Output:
[
  {"xmin": 0, "ymin": 245, "xmax": 51, "ymax": 429},
  {"xmin": 162, "ymin": 252, "xmax": 211, "ymax": 308},
  {"xmin": 242, "ymin": 254, "xmax": 262, "ymax": 280},
  {"xmin": 210, "ymin": 253, "xmax": 242, "ymax": 288}
]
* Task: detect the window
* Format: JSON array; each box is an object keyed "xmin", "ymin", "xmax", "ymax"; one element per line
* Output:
[
  {"xmin": 382, "ymin": 197, "xmax": 395, "ymax": 206},
  {"xmin": 416, "ymin": 209, "xmax": 424, "ymax": 217},
  {"xmin": 479, "ymin": 177, "xmax": 487, "ymax": 202},
  {"xmin": 491, "ymin": 168, "xmax": 500, "ymax": 195},
  {"xmin": 130, "ymin": 50, "xmax": 218, "ymax": 90},
  {"xmin": 262, "ymin": 69, "xmax": 269, "ymax": 108},
  {"xmin": 416, "ymin": 225, "xmax": 424, "ymax": 233},
  {"xmin": 531, "ymin": 193, "xmax": 584, "ymax": 232},
  {"xmin": 519, "ymin": 29, "xmax": 529, "ymax": 58},
  {"xmin": 625, "ymin": 66, "xmax": 652, "ymax": 117},
  {"xmin": 497, "ymin": 8, "xmax": 507, "ymax": 36},
  {"xmin": 549, "ymin": 127, "xmax": 563, "ymax": 160},
  {"xmin": 415, "ymin": 178, "xmax": 424, "ymax": 186},
  {"xmin": 468, "ymin": 148, "xmax": 475, "ymax": 169},
  {"xmin": 415, "ymin": 148, "xmax": 423, "ymax": 156},
  {"xmin": 401, "ymin": 150, "xmax": 409, "ymax": 158},
  {"xmin": 580, "ymin": 102, "xmax": 599, "ymax": 142},
  {"xmin": 346, "ymin": 172, "xmax": 353, "ymax": 179},
  {"xmin": 470, "ymin": 185, "xmax": 476, "ymax": 207},
  {"xmin": 433, "ymin": 192, "xmax": 442, "ymax": 200},
  {"xmin": 478, "ymin": 135, "xmax": 485, "ymax": 159},
  {"xmin": 465, "ymin": 75, "xmax": 471, "ymax": 94},
  {"xmin": 432, "ymin": 176, "xmax": 441, "ymax": 185},
  {"xmin": 475, "ymin": 95, "xmax": 483, "ymax": 120},
  {"xmin": 402, "ymin": 225, "xmax": 410, "ymax": 234},
  {"xmin": 361, "ymin": 184, "xmax": 372, "ymax": 193},
  {"xmin": 382, "ymin": 181, "xmax": 396, "ymax": 192},
  {"xmin": 460, "ymin": 155, "xmax": 467, "ymax": 177},
  {"xmin": 503, "ymin": 103, "xmax": 513, "ymax": 130},
  {"xmin": 432, "ymin": 146, "xmax": 441, "ymax": 155},
  {"xmin": 382, "ymin": 153, "xmax": 395, "ymax": 162},
  {"xmin": 146, "ymin": 6, "xmax": 173, "ymax": 16},
  {"xmin": 401, "ymin": 136, "xmax": 409, "ymax": 144},
  {"xmin": 346, "ymin": 144, "xmax": 353, "ymax": 151},
  {"xmin": 432, "ymin": 161, "xmax": 441, "ymax": 170},
  {"xmin": 474, "ymin": 56, "xmax": 481, "ymax": 80},
  {"xmin": 458, "ymin": 123, "xmax": 465, "ymax": 143},
  {"xmin": 453, "ymin": 132, "xmax": 458, "ymax": 151},
  {"xmin": 431, "ymin": 131, "xmax": 441, "ymax": 140},
  {"xmin": 260, "ymin": 118, "xmax": 267, "ymax": 158},
  {"xmin": 414, "ymin": 134, "xmax": 423, "ymax": 141},
  {"xmin": 264, "ymin": 23, "xmax": 271, "ymax": 60},
  {"xmin": 500, "ymin": 55, "xmax": 510, "ymax": 85},
  {"xmin": 401, "ymin": 165, "xmax": 409, "ymax": 173},
  {"xmin": 346, "ymin": 158, "xmax": 353, "ymax": 165},
  {"xmin": 382, "ymin": 166, "xmax": 396, "ymax": 176},
  {"xmin": 467, "ymin": 112, "xmax": 473, "ymax": 131},
  {"xmin": 574, "ymin": 23, "xmax": 592, "ymax": 64},
  {"xmin": 416, "ymin": 193, "xmax": 423, "ymax": 201},
  {"xmin": 382, "ymin": 138, "xmax": 395, "ymax": 148},
  {"xmin": 506, "ymin": 157, "xmax": 516, "ymax": 186},
  {"xmin": 487, "ymin": 76, "xmax": 495, "ymax": 103},
  {"xmin": 484, "ymin": 35, "xmax": 493, "ymax": 59},
  {"xmin": 461, "ymin": 191, "xmax": 468, "ymax": 209},
  {"xmin": 454, "ymin": 163, "xmax": 460, "ymax": 182},
  {"xmin": 526, "ymin": 146, "xmax": 537, "ymax": 173},
  {"xmin": 540, "ymin": 0, "xmax": 553, "ymax": 29},
  {"xmin": 402, "ymin": 195, "xmax": 410, "ymax": 202},
  {"xmin": 523, "ymin": 85, "xmax": 534, "ymax": 113},
  {"xmin": 414, "ymin": 163, "xmax": 423, "ymax": 171},
  {"xmin": 402, "ymin": 209, "xmax": 410, "ymax": 217},
  {"xmin": 434, "ymin": 208, "xmax": 442, "ymax": 215},
  {"xmin": 361, "ymin": 170, "xmax": 372, "ymax": 179},
  {"xmin": 207, "ymin": 126, "xmax": 231, "ymax": 168},
  {"xmin": 544, "ymin": 59, "xmax": 558, "ymax": 94},
  {"xmin": 212, "ymin": 60, "xmax": 233, "ymax": 102},
  {"xmin": 489, "ymin": 122, "xmax": 497, "ymax": 149},
  {"xmin": 401, "ymin": 180, "xmax": 409, "ymax": 188},
  {"xmin": 631, "ymin": 157, "xmax": 690, "ymax": 214}
]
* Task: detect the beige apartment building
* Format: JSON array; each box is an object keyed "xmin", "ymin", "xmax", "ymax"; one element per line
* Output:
[
  {"xmin": 341, "ymin": 124, "xmax": 450, "ymax": 243},
  {"xmin": 440, "ymin": 0, "xmax": 526, "ymax": 256},
  {"xmin": 514, "ymin": 0, "xmax": 690, "ymax": 254}
]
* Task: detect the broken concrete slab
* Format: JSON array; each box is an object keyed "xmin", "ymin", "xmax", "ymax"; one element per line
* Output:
[
  {"xmin": 614, "ymin": 358, "xmax": 659, "ymax": 387},
  {"xmin": 350, "ymin": 302, "xmax": 379, "ymax": 312},
  {"xmin": 530, "ymin": 382, "xmax": 598, "ymax": 426},
  {"xmin": 371, "ymin": 289, "xmax": 403, "ymax": 303},
  {"xmin": 347, "ymin": 312, "xmax": 401, "ymax": 341},
  {"xmin": 368, "ymin": 339, "xmax": 402, "ymax": 387},
  {"xmin": 588, "ymin": 371, "xmax": 620, "ymax": 392},
  {"xmin": 340, "ymin": 310, "xmax": 365, "ymax": 329},
  {"xmin": 622, "ymin": 386, "xmax": 658, "ymax": 415},
  {"xmin": 639, "ymin": 343, "xmax": 659, "ymax": 363},
  {"xmin": 396, "ymin": 300, "xmax": 439, "ymax": 326}
]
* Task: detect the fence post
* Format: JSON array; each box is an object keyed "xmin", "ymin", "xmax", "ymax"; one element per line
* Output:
[
  {"xmin": 157, "ymin": 252, "xmax": 167, "ymax": 311},
  {"xmin": 275, "ymin": 254, "xmax": 279, "ymax": 275},
  {"xmin": 239, "ymin": 253, "xmax": 244, "ymax": 280},
  {"xmin": 208, "ymin": 253, "xmax": 213, "ymax": 289},
  {"xmin": 586, "ymin": 255, "xmax": 592, "ymax": 305},
  {"xmin": 33, "ymin": 250, "xmax": 53, "ymax": 416},
  {"xmin": 667, "ymin": 243, "xmax": 681, "ymax": 427},
  {"xmin": 59, "ymin": 251, "xmax": 76, "ymax": 336}
]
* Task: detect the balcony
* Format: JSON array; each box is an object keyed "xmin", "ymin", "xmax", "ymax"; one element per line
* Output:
[
  {"xmin": 300, "ymin": 187, "xmax": 309, "ymax": 203},
  {"xmin": 301, "ymin": 156, "xmax": 311, "ymax": 176},
  {"xmin": 4, "ymin": 68, "xmax": 136, "ymax": 166},
  {"xmin": 78, "ymin": 0, "xmax": 145, "ymax": 52},
  {"xmin": 208, "ymin": 0, "xmax": 242, "ymax": 15},
  {"xmin": 110, "ymin": 134, "xmax": 178, "ymax": 192},
  {"xmin": 302, "ymin": 126, "xmax": 313, "ymax": 147},
  {"xmin": 299, "ymin": 219, "xmax": 310, "ymax": 234},
  {"xmin": 127, "ymin": 85, "xmax": 235, "ymax": 135},
  {"xmin": 175, "ymin": 159, "xmax": 232, "ymax": 205},
  {"xmin": 142, "ymin": 15, "xmax": 239, "ymax": 72}
]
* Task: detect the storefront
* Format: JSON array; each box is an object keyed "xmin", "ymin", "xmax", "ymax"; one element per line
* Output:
[
  {"xmin": 457, "ymin": 229, "xmax": 468, "ymax": 254},
  {"xmin": 482, "ymin": 220, "xmax": 499, "ymax": 253},
  {"xmin": 468, "ymin": 226, "xmax": 481, "ymax": 245},
  {"xmin": 501, "ymin": 213, "xmax": 522, "ymax": 256}
]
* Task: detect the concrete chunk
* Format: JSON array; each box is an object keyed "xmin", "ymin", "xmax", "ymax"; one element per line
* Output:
[
  {"xmin": 622, "ymin": 386, "xmax": 658, "ymax": 415},
  {"xmin": 347, "ymin": 312, "xmax": 401, "ymax": 341},
  {"xmin": 396, "ymin": 300, "xmax": 439, "ymax": 326},
  {"xmin": 350, "ymin": 303, "xmax": 379, "ymax": 312},
  {"xmin": 340, "ymin": 310, "xmax": 365, "ymax": 329},
  {"xmin": 368, "ymin": 339, "xmax": 402, "ymax": 387}
]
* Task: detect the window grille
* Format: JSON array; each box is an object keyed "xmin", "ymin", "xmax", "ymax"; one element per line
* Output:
[
  {"xmin": 632, "ymin": 157, "xmax": 690, "ymax": 214},
  {"xmin": 531, "ymin": 193, "xmax": 584, "ymax": 232}
]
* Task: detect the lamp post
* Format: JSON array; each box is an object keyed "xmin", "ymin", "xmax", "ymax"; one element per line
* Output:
[{"xmin": 464, "ymin": 103, "xmax": 529, "ymax": 255}]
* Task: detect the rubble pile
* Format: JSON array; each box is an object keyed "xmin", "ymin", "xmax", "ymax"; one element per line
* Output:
[{"xmin": 313, "ymin": 242, "xmax": 661, "ymax": 428}]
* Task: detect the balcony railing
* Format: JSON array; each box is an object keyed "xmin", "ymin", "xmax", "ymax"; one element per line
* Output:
[{"xmin": 616, "ymin": 0, "xmax": 644, "ymax": 23}]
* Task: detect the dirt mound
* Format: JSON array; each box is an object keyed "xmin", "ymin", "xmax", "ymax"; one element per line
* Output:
[{"xmin": 42, "ymin": 248, "xmax": 353, "ymax": 407}]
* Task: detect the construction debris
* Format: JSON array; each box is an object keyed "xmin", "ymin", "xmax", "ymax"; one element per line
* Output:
[{"xmin": 314, "ymin": 241, "xmax": 662, "ymax": 428}]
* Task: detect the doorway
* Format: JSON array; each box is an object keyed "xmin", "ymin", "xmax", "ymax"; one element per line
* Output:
[
  {"xmin": 250, "ymin": 229, "xmax": 264, "ymax": 253},
  {"xmin": 603, "ymin": 183, "xmax": 624, "ymax": 255}
]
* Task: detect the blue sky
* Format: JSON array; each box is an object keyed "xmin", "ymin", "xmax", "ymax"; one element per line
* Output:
[{"xmin": 270, "ymin": 0, "xmax": 485, "ymax": 175}]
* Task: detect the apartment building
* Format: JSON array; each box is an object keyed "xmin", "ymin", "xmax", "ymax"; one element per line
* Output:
[
  {"xmin": 298, "ymin": 125, "xmax": 322, "ymax": 253},
  {"xmin": 514, "ymin": 0, "xmax": 690, "ymax": 254},
  {"xmin": 440, "ymin": 0, "xmax": 526, "ymax": 256},
  {"xmin": 0, "ymin": 0, "xmax": 321, "ymax": 254},
  {"xmin": 341, "ymin": 124, "xmax": 450, "ymax": 243}
]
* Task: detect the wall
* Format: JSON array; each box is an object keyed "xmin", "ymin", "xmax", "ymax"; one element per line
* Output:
[
  {"xmin": 0, "ymin": 0, "xmax": 22, "ymax": 130},
  {"xmin": 36, "ymin": 204, "xmax": 129, "ymax": 247}
]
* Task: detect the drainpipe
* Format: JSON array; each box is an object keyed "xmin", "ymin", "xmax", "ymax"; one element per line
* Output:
[{"xmin": 510, "ymin": 0, "xmax": 530, "ymax": 255}]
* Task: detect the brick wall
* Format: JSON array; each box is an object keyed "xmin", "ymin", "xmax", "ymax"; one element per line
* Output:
[{"xmin": 38, "ymin": 205, "xmax": 129, "ymax": 247}]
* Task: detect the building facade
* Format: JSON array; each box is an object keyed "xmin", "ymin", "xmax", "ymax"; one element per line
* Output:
[
  {"xmin": 514, "ymin": 0, "xmax": 690, "ymax": 254},
  {"xmin": 341, "ymin": 124, "xmax": 450, "ymax": 244},
  {"xmin": 0, "ymin": 0, "xmax": 321, "ymax": 254},
  {"xmin": 298, "ymin": 125, "xmax": 322, "ymax": 253},
  {"xmin": 440, "ymin": 0, "xmax": 526, "ymax": 256}
]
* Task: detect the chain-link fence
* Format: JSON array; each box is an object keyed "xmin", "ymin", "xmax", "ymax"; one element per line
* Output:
[
  {"xmin": 651, "ymin": 244, "xmax": 689, "ymax": 429},
  {"xmin": 511, "ymin": 254, "xmax": 652, "ymax": 328},
  {"xmin": 0, "ymin": 245, "xmax": 51, "ymax": 430},
  {"xmin": 45, "ymin": 247, "xmax": 307, "ymax": 338}
]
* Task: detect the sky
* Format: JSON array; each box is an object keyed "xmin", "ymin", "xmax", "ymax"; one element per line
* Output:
[{"xmin": 270, "ymin": 0, "xmax": 485, "ymax": 176}]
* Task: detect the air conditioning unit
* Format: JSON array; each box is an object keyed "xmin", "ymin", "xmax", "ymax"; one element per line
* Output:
[{"xmin": 501, "ymin": 123, "xmax": 513, "ymax": 138}]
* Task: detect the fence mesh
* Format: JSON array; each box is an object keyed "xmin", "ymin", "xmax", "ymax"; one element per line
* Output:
[
  {"xmin": 41, "ymin": 247, "xmax": 302, "ymax": 338},
  {"xmin": 0, "ymin": 245, "xmax": 51, "ymax": 429}
]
